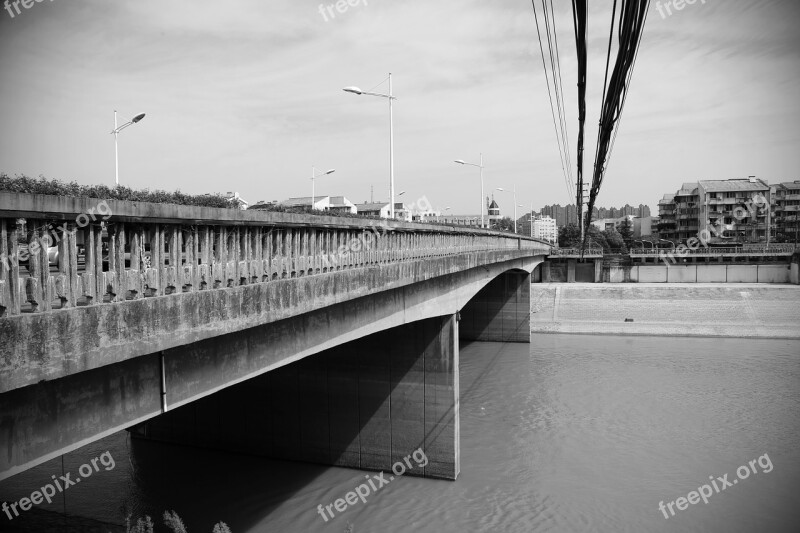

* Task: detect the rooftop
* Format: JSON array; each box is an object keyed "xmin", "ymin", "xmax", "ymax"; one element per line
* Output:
[
  {"xmin": 699, "ymin": 179, "xmax": 770, "ymax": 192},
  {"xmin": 281, "ymin": 196, "xmax": 327, "ymax": 207},
  {"xmin": 356, "ymin": 202, "xmax": 390, "ymax": 211},
  {"xmin": 676, "ymin": 182, "xmax": 698, "ymax": 196}
]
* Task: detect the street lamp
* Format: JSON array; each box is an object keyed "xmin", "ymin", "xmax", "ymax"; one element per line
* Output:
[
  {"xmin": 496, "ymin": 185, "xmax": 518, "ymax": 234},
  {"xmin": 311, "ymin": 167, "xmax": 335, "ymax": 210},
  {"xmin": 110, "ymin": 111, "xmax": 145, "ymax": 186},
  {"xmin": 454, "ymin": 154, "xmax": 484, "ymax": 228},
  {"xmin": 343, "ymin": 74, "xmax": 397, "ymax": 219},
  {"xmin": 529, "ymin": 201, "xmax": 535, "ymax": 238}
]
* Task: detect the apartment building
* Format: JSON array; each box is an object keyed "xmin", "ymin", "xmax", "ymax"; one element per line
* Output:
[
  {"xmin": 532, "ymin": 216, "xmax": 557, "ymax": 243},
  {"xmin": 659, "ymin": 178, "xmax": 772, "ymax": 244},
  {"xmin": 772, "ymin": 181, "xmax": 800, "ymax": 243}
]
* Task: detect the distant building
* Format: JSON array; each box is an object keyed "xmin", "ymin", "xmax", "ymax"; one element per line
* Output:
[
  {"xmin": 356, "ymin": 201, "xmax": 392, "ymax": 218},
  {"xmin": 272, "ymin": 195, "xmax": 357, "ymax": 214},
  {"xmin": 412, "ymin": 209, "xmax": 443, "ymax": 223},
  {"xmin": 537, "ymin": 203, "xmax": 650, "ymax": 228},
  {"xmin": 423, "ymin": 215, "xmax": 483, "ymax": 227},
  {"xmin": 394, "ymin": 202, "xmax": 412, "ymax": 222},
  {"xmin": 633, "ymin": 216, "xmax": 657, "ymax": 238},
  {"xmin": 225, "ymin": 191, "xmax": 249, "ymax": 210},
  {"xmin": 354, "ymin": 201, "xmax": 411, "ymax": 220},
  {"xmin": 488, "ymin": 197, "xmax": 501, "ymax": 225},
  {"xmin": 590, "ymin": 215, "xmax": 635, "ymax": 233},
  {"xmin": 328, "ymin": 196, "xmax": 358, "ymax": 214}
]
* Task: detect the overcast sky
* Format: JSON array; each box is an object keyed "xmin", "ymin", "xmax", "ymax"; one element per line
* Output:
[{"xmin": 1, "ymin": 0, "xmax": 798, "ymax": 215}]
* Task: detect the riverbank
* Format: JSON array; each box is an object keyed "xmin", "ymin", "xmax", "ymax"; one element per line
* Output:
[{"xmin": 531, "ymin": 283, "xmax": 800, "ymax": 339}]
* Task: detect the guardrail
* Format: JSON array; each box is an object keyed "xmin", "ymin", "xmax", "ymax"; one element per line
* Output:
[
  {"xmin": 629, "ymin": 244, "xmax": 798, "ymax": 256},
  {"xmin": 548, "ymin": 248, "xmax": 604, "ymax": 258},
  {"xmin": 0, "ymin": 192, "xmax": 551, "ymax": 317}
]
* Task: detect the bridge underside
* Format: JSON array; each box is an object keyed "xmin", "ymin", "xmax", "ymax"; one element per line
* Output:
[{"xmin": 0, "ymin": 262, "xmax": 536, "ymax": 481}]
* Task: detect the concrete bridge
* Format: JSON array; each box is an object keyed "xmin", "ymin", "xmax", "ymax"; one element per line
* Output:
[{"xmin": 0, "ymin": 192, "xmax": 551, "ymax": 482}]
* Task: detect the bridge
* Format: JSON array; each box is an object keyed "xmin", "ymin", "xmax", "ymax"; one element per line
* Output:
[{"xmin": 0, "ymin": 192, "xmax": 551, "ymax": 482}]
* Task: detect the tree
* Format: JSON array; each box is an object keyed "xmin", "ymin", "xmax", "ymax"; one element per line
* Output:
[
  {"xmin": 559, "ymin": 223, "xmax": 609, "ymax": 251},
  {"xmin": 602, "ymin": 227, "xmax": 627, "ymax": 253},
  {"xmin": 618, "ymin": 218, "xmax": 634, "ymax": 249},
  {"xmin": 587, "ymin": 226, "xmax": 610, "ymax": 251},
  {"xmin": 558, "ymin": 223, "xmax": 582, "ymax": 247},
  {"xmin": 493, "ymin": 217, "xmax": 515, "ymax": 232}
]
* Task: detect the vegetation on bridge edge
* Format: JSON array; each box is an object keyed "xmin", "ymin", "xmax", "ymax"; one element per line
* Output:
[
  {"xmin": 1, "ymin": 174, "xmax": 543, "ymax": 236},
  {"xmin": 1, "ymin": 173, "xmax": 384, "ymax": 222}
]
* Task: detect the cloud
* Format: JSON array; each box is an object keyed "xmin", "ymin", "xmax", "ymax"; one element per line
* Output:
[{"xmin": 0, "ymin": 0, "xmax": 798, "ymax": 212}]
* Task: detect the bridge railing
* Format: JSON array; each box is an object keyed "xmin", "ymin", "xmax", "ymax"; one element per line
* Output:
[{"xmin": 0, "ymin": 192, "xmax": 550, "ymax": 317}]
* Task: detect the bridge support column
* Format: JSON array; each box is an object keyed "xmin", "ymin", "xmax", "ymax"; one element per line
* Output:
[
  {"xmin": 541, "ymin": 261, "xmax": 552, "ymax": 282},
  {"xmin": 459, "ymin": 270, "xmax": 531, "ymax": 343},
  {"xmin": 567, "ymin": 259, "xmax": 576, "ymax": 283},
  {"xmin": 131, "ymin": 314, "xmax": 460, "ymax": 480}
]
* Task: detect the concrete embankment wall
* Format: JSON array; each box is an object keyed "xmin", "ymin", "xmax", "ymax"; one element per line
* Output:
[
  {"xmin": 531, "ymin": 284, "xmax": 800, "ymax": 338},
  {"xmin": 541, "ymin": 261, "xmax": 797, "ymax": 284},
  {"xmin": 630, "ymin": 264, "xmax": 791, "ymax": 283}
]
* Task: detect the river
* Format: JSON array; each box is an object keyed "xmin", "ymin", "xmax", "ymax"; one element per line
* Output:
[{"xmin": 2, "ymin": 335, "xmax": 799, "ymax": 532}]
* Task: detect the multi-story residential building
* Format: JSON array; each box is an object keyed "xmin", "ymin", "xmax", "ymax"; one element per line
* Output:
[
  {"xmin": 594, "ymin": 204, "xmax": 651, "ymax": 219},
  {"xmin": 772, "ymin": 181, "xmax": 800, "ymax": 243},
  {"xmin": 537, "ymin": 203, "xmax": 650, "ymax": 228},
  {"xmin": 699, "ymin": 179, "xmax": 771, "ymax": 243},
  {"xmin": 658, "ymin": 193, "xmax": 676, "ymax": 239},
  {"xmin": 539, "ymin": 204, "xmax": 577, "ymax": 227},
  {"xmin": 672, "ymin": 182, "xmax": 701, "ymax": 242},
  {"xmin": 532, "ymin": 216, "xmax": 557, "ymax": 243},
  {"xmin": 659, "ymin": 178, "xmax": 772, "ymax": 244}
]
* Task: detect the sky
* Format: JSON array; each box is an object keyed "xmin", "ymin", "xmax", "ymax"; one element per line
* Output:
[{"xmin": 1, "ymin": 0, "xmax": 798, "ymax": 216}]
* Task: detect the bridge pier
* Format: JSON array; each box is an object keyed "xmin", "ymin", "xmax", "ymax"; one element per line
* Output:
[
  {"xmin": 131, "ymin": 314, "xmax": 460, "ymax": 480},
  {"xmin": 459, "ymin": 270, "xmax": 531, "ymax": 343}
]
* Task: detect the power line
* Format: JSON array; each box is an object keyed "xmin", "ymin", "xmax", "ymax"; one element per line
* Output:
[
  {"xmin": 571, "ymin": 0, "xmax": 587, "ymax": 230},
  {"xmin": 583, "ymin": 0, "xmax": 651, "ymax": 248},
  {"xmin": 544, "ymin": 0, "xmax": 575, "ymax": 195},
  {"xmin": 532, "ymin": 0, "xmax": 574, "ymax": 204}
]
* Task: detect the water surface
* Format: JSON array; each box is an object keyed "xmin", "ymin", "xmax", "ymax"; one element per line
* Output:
[{"xmin": 2, "ymin": 335, "xmax": 799, "ymax": 532}]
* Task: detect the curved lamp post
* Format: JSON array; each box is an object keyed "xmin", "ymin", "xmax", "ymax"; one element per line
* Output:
[
  {"xmin": 110, "ymin": 111, "xmax": 145, "ymax": 186},
  {"xmin": 454, "ymin": 154, "xmax": 484, "ymax": 228},
  {"xmin": 311, "ymin": 167, "xmax": 335, "ymax": 210},
  {"xmin": 344, "ymin": 74, "xmax": 397, "ymax": 218},
  {"xmin": 496, "ymin": 185, "xmax": 518, "ymax": 233}
]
